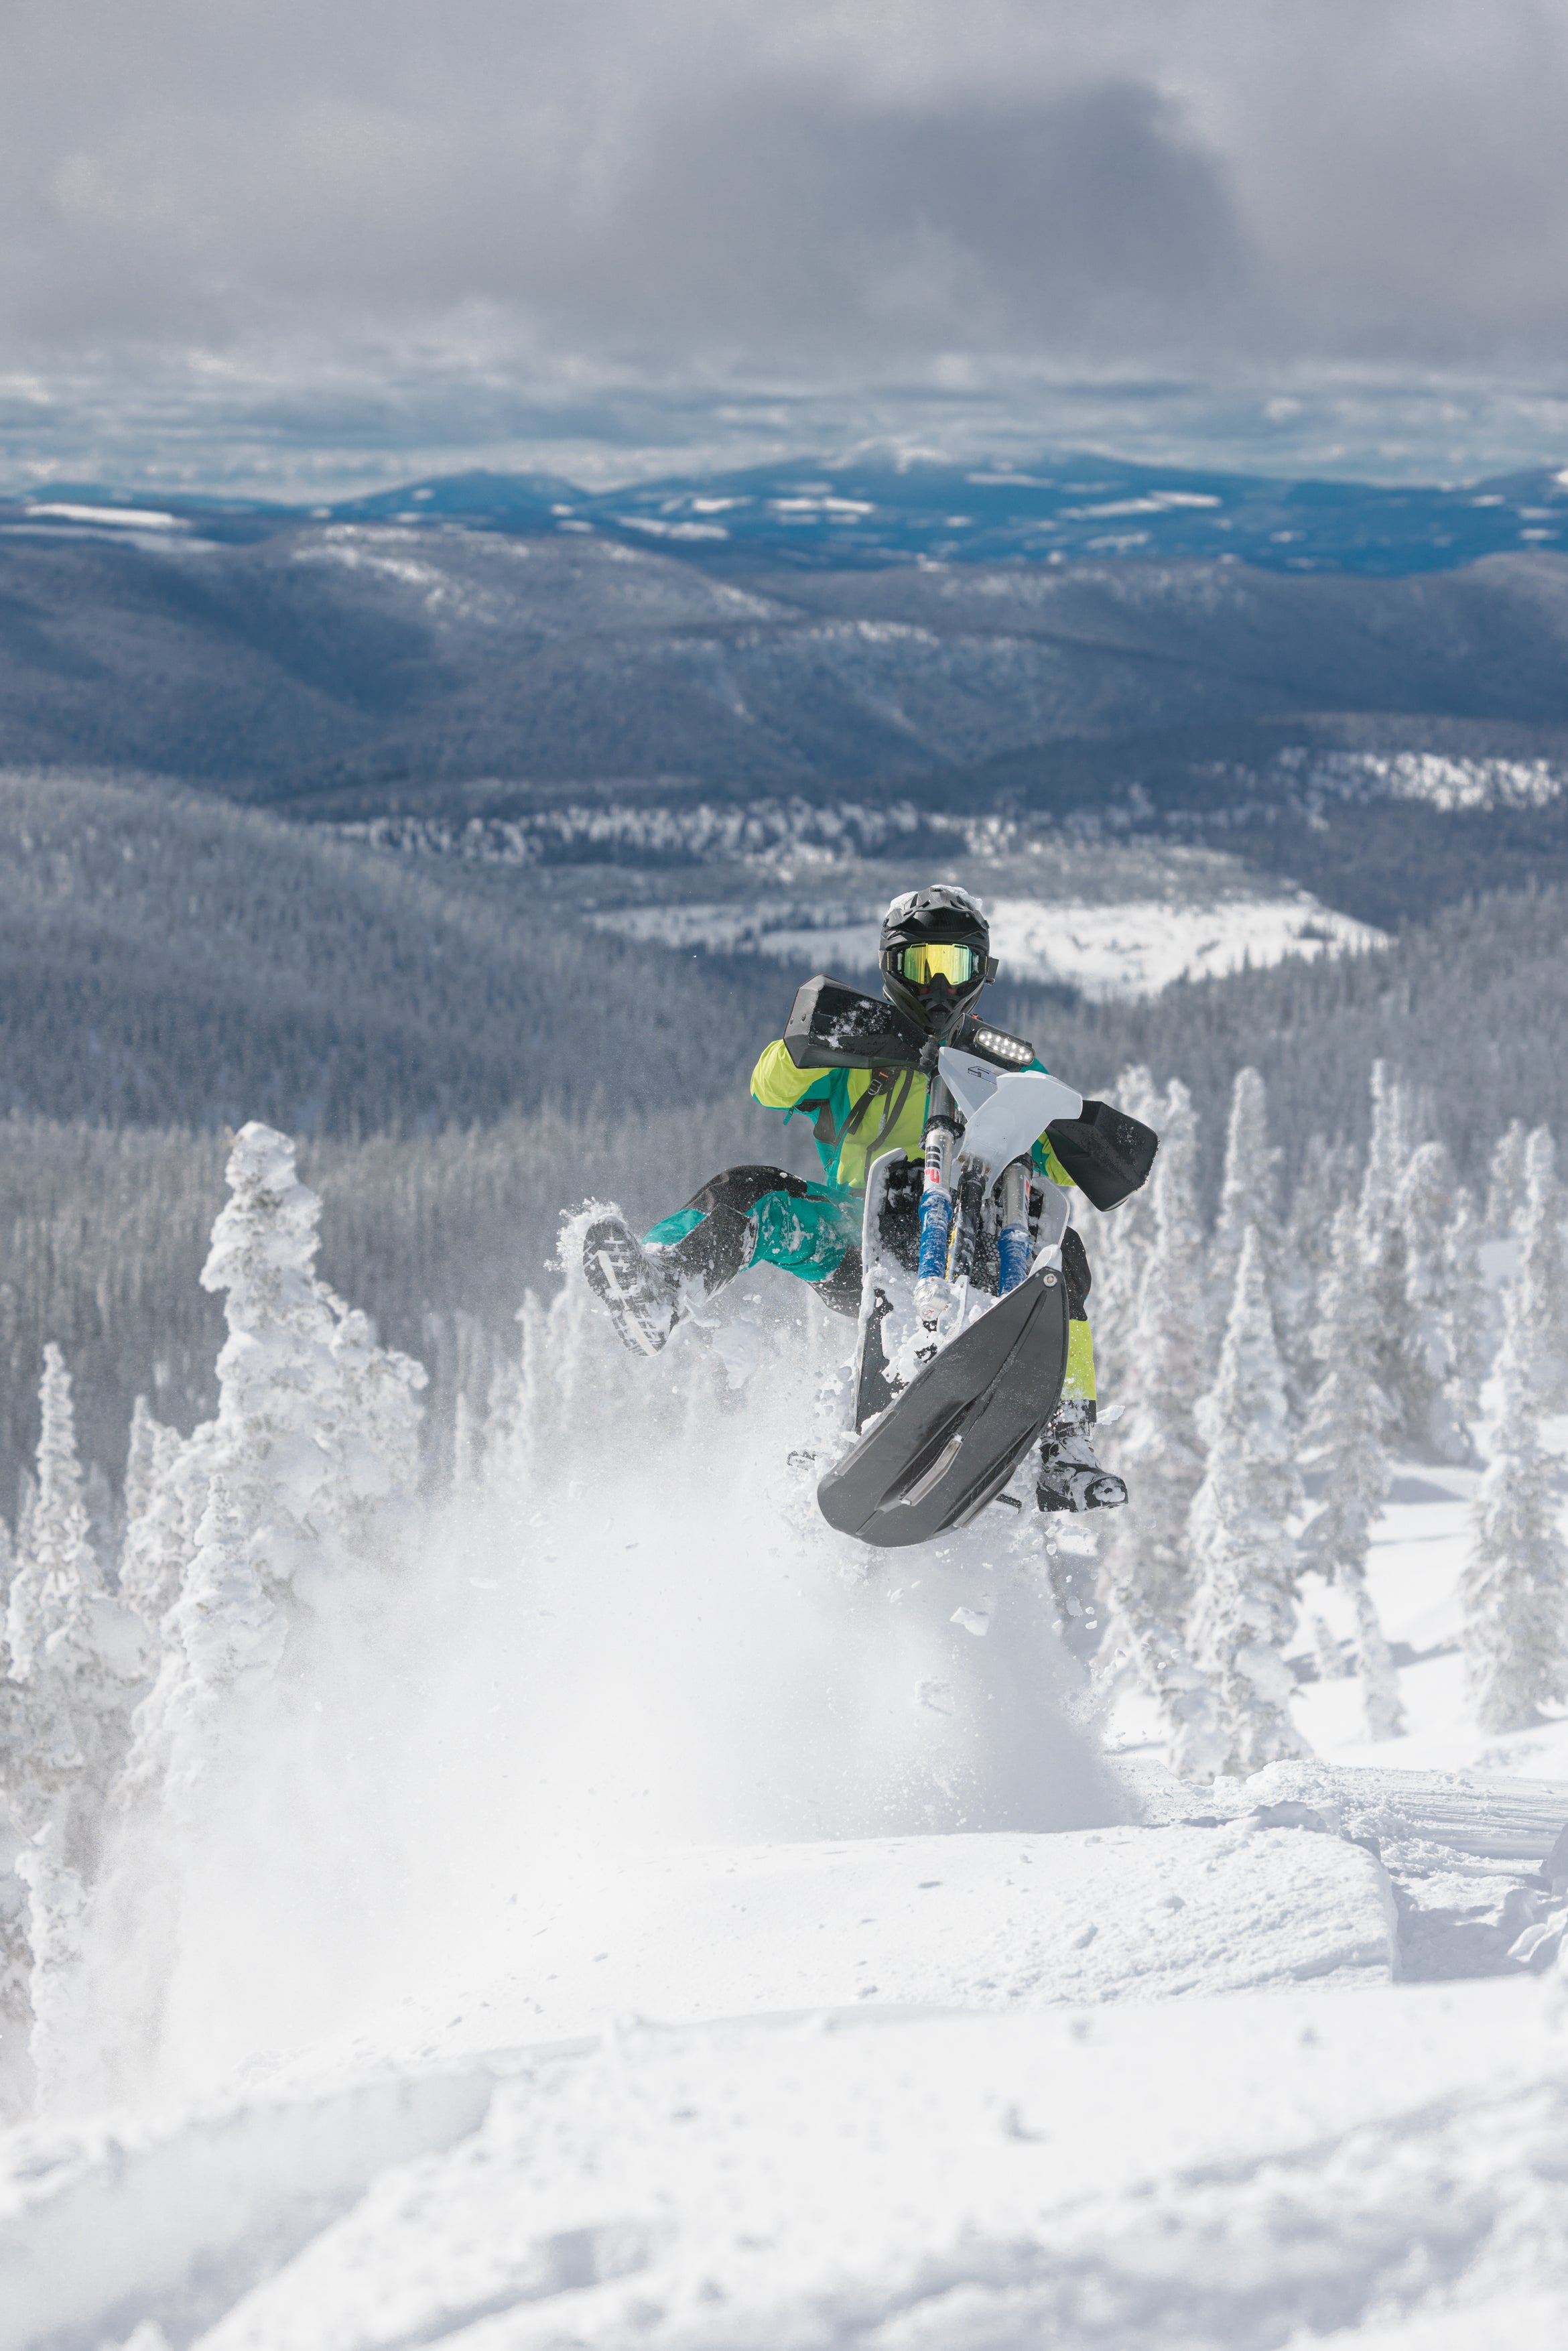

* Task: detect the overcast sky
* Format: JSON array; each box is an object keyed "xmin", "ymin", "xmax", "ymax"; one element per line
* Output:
[{"xmin": 5, "ymin": 0, "xmax": 1568, "ymax": 492}]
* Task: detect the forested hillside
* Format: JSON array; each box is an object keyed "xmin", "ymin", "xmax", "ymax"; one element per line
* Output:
[
  {"xmin": 3, "ymin": 761, "xmax": 1565, "ymax": 1513},
  {"xmin": 2, "ymin": 525, "xmax": 1567, "ymax": 822},
  {"xmin": 0, "ymin": 767, "xmax": 793, "ymax": 1132}
]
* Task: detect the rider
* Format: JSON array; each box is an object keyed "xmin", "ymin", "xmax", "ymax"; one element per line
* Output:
[{"xmin": 583, "ymin": 885, "xmax": 1126, "ymax": 1513}]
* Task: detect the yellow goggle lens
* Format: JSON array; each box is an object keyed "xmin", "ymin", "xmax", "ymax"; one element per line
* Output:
[{"xmin": 899, "ymin": 942, "xmax": 976, "ymax": 987}]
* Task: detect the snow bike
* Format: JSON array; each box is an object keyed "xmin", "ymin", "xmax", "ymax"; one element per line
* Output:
[{"xmin": 785, "ymin": 977, "xmax": 1157, "ymax": 1549}]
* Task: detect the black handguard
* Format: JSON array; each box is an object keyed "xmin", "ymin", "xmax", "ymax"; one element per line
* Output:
[
  {"xmin": 1045, "ymin": 1099, "xmax": 1160, "ymax": 1212},
  {"xmin": 783, "ymin": 976, "xmax": 929, "ymax": 1071},
  {"xmin": 783, "ymin": 976, "xmax": 1036, "ymax": 1074}
]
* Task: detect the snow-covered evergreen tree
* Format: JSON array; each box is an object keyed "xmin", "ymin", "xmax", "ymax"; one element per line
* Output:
[
  {"xmin": 0, "ymin": 1348, "xmax": 147, "ymax": 2102},
  {"xmin": 1512, "ymin": 1127, "xmax": 1568, "ymax": 1413},
  {"xmin": 1208, "ymin": 1067, "xmax": 1282, "ymax": 1342},
  {"xmin": 7, "ymin": 1345, "xmax": 100, "ymax": 1684},
  {"xmin": 1301, "ymin": 1200, "xmax": 1403, "ymax": 1740},
  {"xmin": 1486, "ymin": 1118, "xmax": 1530, "ymax": 1237},
  {"xmin": 1077, "ymin": 1066, "xmax": 1164, "ymax": 1401},
  {"xmin": 1397, "ymin": 1141, "xmax": 1474, "ymax": 1462},
  {"xmin": 124, "ymin": 1125, "xmax": 426, "ymax": 1809},
  {"xmin": 172, "ymin": 1123, "xmax": 426, "ymax": 1613},
  {"xmin": 121, "ymin": 1397, "xmax": 158, "ymax": 1553},
  {"xmin": 1188, "ymin": 1226, "xmax": 1309, "ymax": 1773},
  {"xmin": 127, "ymin": 1477, "xmax": 289, "ymax": 1813},
  {"xmin": 320, "ymin": 1299, "xmax": 427, "ymax": 1557},
  {"xmin": 1445, "ymin": 1184, "xmax": 1490, "ymax": 1438},
  {"xmin": 1461, "ymin": 1165, "xmax": 1568, "ymax": 1732},
  {"xmin": 1093, "ymin": 1081, "xmax": 1226, "ymax": 1776},
  {"xmin": 119, "ymin": 1415, "xmax": 188, "ymax": 1627},
  {"xmin": 1100, "ymin": 1080, "xmax": 1207, "ymax": 1617},
  {"xmin": 1276, "ymin": 1133, "xmax": 1357, "ymax": 1407},
  {"xmin": 1357, "ymin": 1061, "xmax": 1417, "ymax": 1437}
]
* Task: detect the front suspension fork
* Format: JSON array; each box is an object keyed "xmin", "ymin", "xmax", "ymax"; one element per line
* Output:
[{"xmin": 916, "ymin": 1074, "xmax": 958, "ymax": 1337}]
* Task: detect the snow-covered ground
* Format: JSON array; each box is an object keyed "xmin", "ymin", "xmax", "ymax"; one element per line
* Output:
[
  {"xmin": 4, "ymin": 1283, "xmax": 1567, "ymax": 2350},
  {"xmin": 595, "ymin": 887, "xmax": 1384, "ymax": 1000}
]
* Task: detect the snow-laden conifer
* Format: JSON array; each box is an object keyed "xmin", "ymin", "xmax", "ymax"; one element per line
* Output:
[
  {"xmin": 1078, "ymin": 1066, "xmax": 1163, "ymax": 1399},
  {"xmin": 1188, "ymin": 1226, "xmax": 1309, "ymax": 1773},
  {"xmin": 320, "ymin": 1299, "xmax": 427, "ymax": 1554},
  {"xmin": 121, "ymin": 1398, "xmax": 157, "ymax": 1552},
  {"xmin": 1208, "ymin": 1068, "xmax": 1282, "ymax": 1342},
  {"xmin": 0, "ymin": 1348, "xmax": 147, "ymax": 2102},
  {"xmin": 1461, "ymin": 1159, "xmax": 1568, "ymax": 1732},
  {"xmin": 119, "ymin": 1415, "xmax": 188, "ymax": 1628},
  {"xmin": 128, "ymin": 1478, "xmax": 289, "ymax": 1812},
  {"xmin": 1445, "ymin": 1184, "xmax": 1490, "ymax": 1440},
  {"xmin": 1277, "ymin": 1133, "xmax": 1356, "ymax": 1407},
  {"xmin": 173, "ymin": 1123, "xmax": 426, "ymax": 1614},
  {"xmin": 7, "ymin": 1346, "xmax": 100, "ymax": 1683},
  {"xmin": 1094, "ymin": 1075, "xmax": 1210, "ymax": 1667},
  {"xmin": 1486, "ymin": 1118, "xmax": 1530, "ymax": 1237},
  {"xmin": 123, "ymin": 1127, "xmax": 426, "ymax": 1818},
  {"xmin": 1397, "ymin": 1141, "xmax": 1475, "ymax": 1462},
  {"xmin": 1357, "ymin": 1061, "xmax": 1418, "ymax": 1434},
  {"xmin": 1512, "ymin": 1128, "xmax": 1568, "ymax": 1413},
  {"xmin": 1094, "ymin": 1081, "xmax": 1224, "ymax": 1775},
  {"xmin": 1301, "ymin": 1200, "xmax": 1403, "ymax": 1739}
]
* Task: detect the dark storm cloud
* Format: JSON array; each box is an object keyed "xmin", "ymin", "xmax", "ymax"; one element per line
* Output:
[
  {"xmin": 1, "ymin": 3, "xmax": 1251, "ymax": 362},
  {"xmin": 3, "ymin": 2, "xmax": 1568, "ymax": 489}
]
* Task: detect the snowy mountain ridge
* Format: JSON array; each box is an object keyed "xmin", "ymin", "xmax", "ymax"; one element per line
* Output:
[{"xmin": 8, "ymin": 452, "xmax": 1568, "ymax": 576}]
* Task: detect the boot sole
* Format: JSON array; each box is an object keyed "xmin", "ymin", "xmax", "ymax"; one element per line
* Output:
[{"xmin": 582, "ymin": 1217, "xmax": 675, "ymax": 1356}]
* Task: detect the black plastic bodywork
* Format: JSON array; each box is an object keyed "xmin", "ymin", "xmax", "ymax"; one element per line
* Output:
[
  {"xmin": 1045, "ymin": 1100, "xmax": 1161, "ymax": 1212},
  {"xmin": 818, "ymin": 1265, "xmax": 1071, "ymax": 1546},
  {"xmin": 783, "ymin": 974, "xmax": 1033, "ymax": 1075}
]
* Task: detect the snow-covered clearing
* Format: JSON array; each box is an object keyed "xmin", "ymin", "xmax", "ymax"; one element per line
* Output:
[
  {"xmin": 5, "ymin": 1260, "xmax": 1567, "ymax": 2348},
  {"xmin": 595, "ymin": 889, "xmax": 1384, "ymax": 999}
]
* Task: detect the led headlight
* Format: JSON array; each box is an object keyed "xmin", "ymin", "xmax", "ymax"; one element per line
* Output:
[{"xmin": 972, "ymin": 1025, "xmax": 1033, "ymax": 1064}]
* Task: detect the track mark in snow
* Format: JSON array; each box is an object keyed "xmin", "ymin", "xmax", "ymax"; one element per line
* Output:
[
  {"xmin": 0, "ymin": 2066, "xmax": 498, "ymax": 2351},
  {"xmin": 15, "ymin": 1990, "xmax": 1567, "ymax": 2351}
]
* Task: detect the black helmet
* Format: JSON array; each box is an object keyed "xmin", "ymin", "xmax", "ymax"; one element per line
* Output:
[{"xmin": 879, "ymin": 885, "xmax": 998, "ymax": 1036}]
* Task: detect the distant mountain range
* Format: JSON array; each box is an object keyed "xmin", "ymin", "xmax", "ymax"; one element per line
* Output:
[
  {"xmin": 4, "ymin": 451, "xmax": 1567, "ymax": 574},
  {"xmin": 3, "ymin": 457, "xmax": 1568, "ymax": 928}
]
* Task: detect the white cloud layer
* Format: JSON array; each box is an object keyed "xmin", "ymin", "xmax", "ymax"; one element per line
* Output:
[{"xmin": 4, "ymin": 1, "xmax": 1568, "ymax": 489}]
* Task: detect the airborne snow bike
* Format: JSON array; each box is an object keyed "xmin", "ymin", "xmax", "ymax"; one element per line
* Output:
[{"xmin": 781, "ymin": 977, "xmax": 1157, "ymax": 1549}]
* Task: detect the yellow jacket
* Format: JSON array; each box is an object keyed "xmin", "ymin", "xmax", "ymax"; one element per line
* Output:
[{"xmin": 750, "ymin": 1039, "xmax": 1077, "ymax": 1196}]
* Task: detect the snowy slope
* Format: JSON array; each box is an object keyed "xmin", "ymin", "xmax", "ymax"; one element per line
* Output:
[
  {"xmin": 7, "ymin": 1961, "xmax": 1568, "ymax": 2349},
  {"xmin": 5, "ymin": 1291, "xmax": 1568, "ymax": 2349}
]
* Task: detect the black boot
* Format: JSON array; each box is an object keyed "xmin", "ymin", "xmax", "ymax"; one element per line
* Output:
[
  {"xmin": 582, "ymin": 1215, "xmax": 680, "ymax": 1356},
  {"xmin": 1036, "ymin": 1399, "xmax": 1128, "ymax": 1514}
]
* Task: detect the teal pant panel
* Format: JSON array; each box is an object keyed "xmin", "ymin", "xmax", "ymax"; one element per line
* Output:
[
  {"xmin": 644, "ymin": 1206, "xmax": 706, "ymax": 1247},
  {"xmin": 750, "ymin": 1184, "xmax": 862, "ymax": 1283}
]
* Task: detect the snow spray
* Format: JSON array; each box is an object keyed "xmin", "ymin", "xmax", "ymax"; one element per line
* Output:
[{"xmin": 84, "ymin": 1234, "xmax": 1126, "ymax": 2104}]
